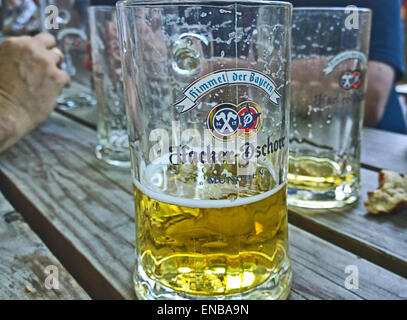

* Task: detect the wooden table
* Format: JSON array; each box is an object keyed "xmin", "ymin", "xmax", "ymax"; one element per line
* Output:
[{"xmin": 0, "ymin": 108, "xmax": 406, "ymax": 300}]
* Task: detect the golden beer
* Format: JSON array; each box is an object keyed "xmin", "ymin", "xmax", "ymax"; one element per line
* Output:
[
  {"xmin": 287, "ymin": 154, "xmax": 360, "ymax": 208},
  {"xmin": 133, "ymin": 162, "xmax": 291, "ymax": 299},
  {"xmin": 288, "ymin": 154, "xmax": 359, "ymax": 191}
]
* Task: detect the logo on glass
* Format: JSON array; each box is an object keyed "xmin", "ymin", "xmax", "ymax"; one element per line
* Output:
[
  {"xmin": 208, "ymin": 101, "xmax": 262, "ymax": 140},
  {"xmin": 340, "ymin": 70, "xmax": 362, "ymax": 90}
]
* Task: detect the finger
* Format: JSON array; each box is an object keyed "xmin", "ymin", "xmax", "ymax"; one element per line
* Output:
[
  {"xmin": 53, "ymin": 68, "xmax": 71, "ymax": 88},
  {"xmin": 38, "ymin": 49, "xmax": 61, "ymax": 68},
  {"xmin": 50, "ymin": 47, "xmax": 64, "ymax": 67},
  {"xmin": 60, "ymin": 70, "xmax": 71, "ymax": 88},
  {"xmin": 34, "ymin": 33, "xmax": 57, "ymax": 49}
]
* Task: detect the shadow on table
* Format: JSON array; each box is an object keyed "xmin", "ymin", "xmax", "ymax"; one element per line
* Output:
[{"xmin": 363, "ymin": 207, "xmax": 407, "ymax": 229}]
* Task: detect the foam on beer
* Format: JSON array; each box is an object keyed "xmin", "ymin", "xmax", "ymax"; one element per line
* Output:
[{"xmin": 134, "ymin": 178, "xmax": 285, "ymax": 209}]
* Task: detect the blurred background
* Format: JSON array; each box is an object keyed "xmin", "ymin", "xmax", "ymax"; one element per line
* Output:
[{"xmin": 0, "ymin": 0, "xmax": 40, "ymax": 38}]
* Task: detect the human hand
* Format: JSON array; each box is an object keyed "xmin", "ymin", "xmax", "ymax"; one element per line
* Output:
[{"xmin": 0, "ymin": 33, "xmax": 70, "ymax": 151}]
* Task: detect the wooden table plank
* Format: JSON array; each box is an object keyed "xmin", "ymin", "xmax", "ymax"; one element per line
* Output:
[
  {"xmin": 0, "ymin": 114, "xmax": 136, "ymax": 300},
  {"xmin": 289, "ymin": 226, "xmax": 407, "ymax": 300},
  {"xmin": 0, "ymin": 115, "xmax": 134, "ymax": 300},
  {"xmin": 289, "ymin": 168, "xmax": 407, "ymax": 278},
  {"xmin": 0, "ymin": 114, "xmax": 406, "ymax": 300},
  {"xmin": 0, "ymin": 191, "xmax": 90, "ymax": 300},
  {"xmin": 361, "ymin": 128, "xmax": 407, "ymax": 174},
  {"xmin": 56, "ymin": 108, "xmax": 96, "ymax": 131}
]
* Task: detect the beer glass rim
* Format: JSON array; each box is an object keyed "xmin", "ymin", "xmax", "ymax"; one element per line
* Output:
[
  {"xmin": 293, "ymin": 7, "xmax": 372, "ymax": 14},
  {"xmin": 88, "ymin": 5, "xmax": 115, "ymax": 13},
  {"xmin": 89, "ymin": 5, "xmax": 115, "ymax": 10},
  {"xmin": 116, "ymin": 0, "xmax": 293, "ymax": 9}
]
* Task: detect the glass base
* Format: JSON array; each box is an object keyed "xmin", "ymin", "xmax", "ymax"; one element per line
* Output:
[
  {"xmin": 133, "ymin": 259, "xmax": 292, "ymax": 300},
  {"xmin": 57, "ymin": 94, "xmax": 96, "ymax": 110},
  {"xmin": 287, "ymin": 183, "xmax": 360, "ymax": 210},
  {"xmin": 95, "ymin": 145, "xmax": 131, "ymax": 168},
  {"xmin": 57, "ymin": 96, "xmax": 96, "ymax": 110}
]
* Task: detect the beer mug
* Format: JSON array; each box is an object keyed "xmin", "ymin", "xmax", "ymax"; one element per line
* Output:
[
  {"xmin": 117, "ymin": 0, "xmax": 292, "ymax": 300},
  {"xmin": 89, "ymin": 6, "xmax": 130, "ymax": 168},
  {"xmin": 289, "ymin": 8, "xmax": 372, "ymax": 209},
  {"xmin": 40, "ymin": 0, "xmax": 95, "ymax": 109}
]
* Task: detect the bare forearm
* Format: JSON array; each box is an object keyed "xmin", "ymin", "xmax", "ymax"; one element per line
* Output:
[
  {"xmin": 364, "ymin": 88, "xmax": 388, "ymax": 127},
  {"xmin": 0, "ymin": 106, "xmax": 19, "ymax": 153},
  {"xmin": 364, "ymin": 61, "xmax": 395, "ymax": 127},
  {"xmin": 0, "ymin": 92, "xmax": 32, "ymax": 153}
]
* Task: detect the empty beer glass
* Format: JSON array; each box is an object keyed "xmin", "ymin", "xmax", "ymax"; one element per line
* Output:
[
  {"xmin": 117, "ymin": 0, "xmax": 292, "ymax": 300},
  {"xmin": 40, "ymin": 0, "xmax": 95, "ymax": 109},
  {"xmin": 289, "ymin": 8, "xmax": 372, "ymax": 209},
  {"xmin": 89, "ymin": 6, "xmax": 130, "ymax": 168}
]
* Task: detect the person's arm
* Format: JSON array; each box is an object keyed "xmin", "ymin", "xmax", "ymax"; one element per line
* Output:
[
  {"xmin": 0, "ymin": 92, "xmax": 27, "ymax": 152},
  {"xmin": 0, "ymin": 33, "xmax": 70, "ymax": 153},
  {"xmin": 364, "ymin": 61, "xmax": 395, "ymax": 127},
  {"xmin": 363, "ymin": 0, "xmax": 405, "ymax": 128}
]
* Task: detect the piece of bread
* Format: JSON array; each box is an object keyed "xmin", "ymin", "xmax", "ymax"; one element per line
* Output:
[{"xmin": 364, "ymin": 170, "xmax": 407, "ymax": 214}]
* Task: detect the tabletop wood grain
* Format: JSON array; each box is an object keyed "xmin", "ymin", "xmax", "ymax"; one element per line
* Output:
[
  {"xmin": 0, "ymin": 113, "xmax": 406, "ymax": 300},
  {"xmin": 0, "ymin": 191, "xmax": 89, "ymax": 300},
  {"xmin": 289, "ymin": 169, "xmax": 407, "ymax": 278},
  {"xmin": 361, "ymin": 128, "xmax": 407, "ymax": 174}
]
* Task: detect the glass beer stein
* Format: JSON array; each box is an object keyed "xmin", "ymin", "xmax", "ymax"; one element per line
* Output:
[
  {"xmin": 40, "ymin": 0, "xmax": 95, "ymax": 110},
  {"xmin": 289, "ymin": 8, "xmax": 372, "ymax": 209},
  {"xmin": 117, "ymin": 0, "xmax": 292, "ymax": 300},
  {"xmin": 89, "ymin": 6, "xmax": 130, "ymax": 168}
]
